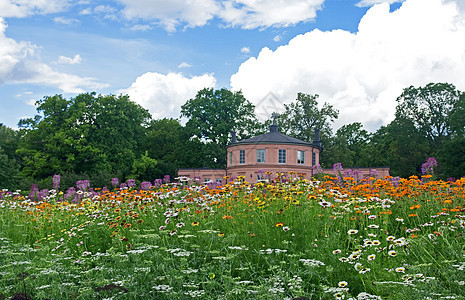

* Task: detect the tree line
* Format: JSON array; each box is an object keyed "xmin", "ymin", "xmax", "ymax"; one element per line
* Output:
[{"xmin": 1, "ymin": 82, "xmax": 464, "ymax": 190}]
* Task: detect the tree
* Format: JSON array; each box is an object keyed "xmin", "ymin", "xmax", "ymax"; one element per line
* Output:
[
  {"xmin": 145, "ymin": 118, "xmax": 210, "ymax": 170},
  {"xmin": 16, "ymin": 93, "xmax": 151, "ymax": 180},
  {"xmin": 395, "ymin": 82, "xmax": 462, "ymax": 149},
  {"xmin": 272, "ymin": 93, "xmax": 338, "ymax": 167},
  {"xmin": 438, "ymin": 93, "xmax": 465, "ymax": 178},
  {"xmin": 0, "ymin": 146, "xmax": 19, "ymax": 190},
  {"xmin": 325, "ymin": 122, "xmax": 369, "ymax": 167},
  {"xmin": 181, "ymin": 88, "xmax": 261, "ymax": 168},
  {"xmin": 0, "ymin": 124, "xmax": 20, "ymax": 161}
]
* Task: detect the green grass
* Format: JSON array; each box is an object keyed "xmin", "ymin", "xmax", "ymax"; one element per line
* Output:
[{"xmin": 0, "ymin": 176, "xmax": 464, "ymax": 299}]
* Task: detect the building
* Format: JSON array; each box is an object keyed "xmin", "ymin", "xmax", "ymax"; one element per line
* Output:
[
  {"xmin": 226, "ymin": 123, "xmax": 321, "ymax": 182},
  {"xmin": 178, "ymin": 124, "xmax": 389, "ymax": 183}
]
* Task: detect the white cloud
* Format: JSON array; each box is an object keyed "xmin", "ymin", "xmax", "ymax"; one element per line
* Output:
[
  {"xmin": 356, "ymin": 0, "xmax": 404, "ymax": 7},
  {"xmin": 0, "ymin": 0, "xmax": 69, "ymax": 18},
  {"xmin": 56, "ymin": 54, "xmax": 82, "ymax": 65},
  {"xmin": 129, "ymin": 24, "xmax": 153, "ymax": 31},
  {"xmin": 230, "ymin": 0, "xmax": 465, "ymax": 132},
  {"xmin": 219, "ymin": 0, "xmax": 325, "ymax": 29},
  {"xmin": 0, "ymin": 18, "xmax": 107, "ymax": 93},
  {"xmin": 115, "ymin": 0, "xmax": 324, "ymax": 31},
  {"xmin": 53, "ymin": 16, "xmax": 80, "ymax": 25},
  {"xmin": 240, "ymin": 46, "xmax": 251, "ymax": 54},
  {"xmin": 178, "ymin": 62, "xmax": 192, "ymax": 68},
  {"xmin": 117, "ymin": 0, "xmax": 219, "ymax": 32},
  {"xmin": 118, "ymin": 72, "xmax": 217, "ymax": 120},
  {"xmin": 273, "ymin": 35, "xmax": 282, "ymax": 42},
  {"xmin": 79, "ymin": 8, "xmax": 92, "ymax": 15}
]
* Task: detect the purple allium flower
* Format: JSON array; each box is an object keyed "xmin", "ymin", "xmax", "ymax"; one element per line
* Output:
[
  {"xmin": 76, "ymin": 180, "xmax": 90, "ymax": 191},
  {"xmin": 52, "ymin": 174, "xmax": 61, "ymax": 190},
  {"xmin": 333, "ymin": 162, "xmax": 344, "ymax": 179},
  {"xmin": 37, "ymin": 189, "xmax": 49, "ymax": 201},
  {"xmin": 64, "ymin": 187, "xmax": 76, "ymax": 201},
  {"xmin": 28, "ymin": 184, "xmax": 39, "ymax": 200},
  {"xmin": 333, "ymin": 163, "xmax": 343, "ymax": 173},
  {"xmin": 111, "ymin": 178, "xmax": 119, "ymax": 188},
  {"xmin": 140, "ymin": 181, "xmax": 151, "ymax": 190},
  {"xmin": 369, "ymin": 169, "xmax": 378, "ymax": 178},
  {"xmin": 163, "ymin": 175, "xmax": 170, "ymax": 183},
  {"xmin": 126, "ymin": 179, "xmax": 136, "ymax": 188},
  {"xmin": 312, "ymin": 163, "xmax": 323, "ymax": 174},
  {"xmin": 153, "ymin": 179, "xmax": 163, "ymax": 187},
  {"xmin": 421, "ymin": 157, "xmax": 438, "ymax": 175}
]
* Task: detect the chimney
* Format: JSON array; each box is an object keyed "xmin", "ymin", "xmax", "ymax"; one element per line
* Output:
[
  {"xmin": 269, "ymin": 124, "xmax": 278, "ymax": 133},
  {"xmin": 314, "ymin": 128, "xmax": 321, "ymax": 147},
  {"xmin": 231, "ymin": 131, "xmax": 237, "ymax": 143}
]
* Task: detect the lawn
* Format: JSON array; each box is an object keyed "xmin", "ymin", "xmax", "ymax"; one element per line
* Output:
[{"xmin": 0, "ymin": 174, "xmax": 464, "ymax": 299}]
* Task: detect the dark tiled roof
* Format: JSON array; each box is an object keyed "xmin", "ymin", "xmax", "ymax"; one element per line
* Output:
[{"xmin": 228, "ymin": 125, "xmax": 321, "ymax": 148}]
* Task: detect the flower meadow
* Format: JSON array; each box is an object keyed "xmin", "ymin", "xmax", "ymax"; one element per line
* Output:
[{"xmin": 0, "ymin": 174, "xmax": 464, "ymax": 299}]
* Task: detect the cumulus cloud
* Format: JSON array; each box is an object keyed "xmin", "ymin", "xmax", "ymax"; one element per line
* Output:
[
  {"xmin": 230, "ymin": 0, "xmax": 465, "ymax": 132},
  {"xmin": 53, "ymin": 16, "xmax": 80, "ymax": 25},
  {"xmin": 0, "ymin": 0, "xmax": 69, "ymax": 18},
  {"xmin": 116, "ymin": 0, "xmax": 324, "ymax": 31},
  {"xmin": 219, "ymin": 0, "xmax": 324, "ymax": 29},
  {"xmin": 117, "ymin": 0, "xmax": 219, "ymax": 32},
  {"xmin": 0, "ymin": 18, "xmax": 107, "ymax": 93},
  {"xmin": 178, "ymin": 62, "xmax": 192, "ymax": 68},
  {"xmin": 119, "ymin": 72, "xmax": 217, "ymax": 119},
  {"xmin": 129, "ymin": 24, "xmax": 153, "ymax": 31},
  {"xmin": 356, "ymin": 0, "xmax": 404, "ymax": 7},
  {"xmin": 56, "ymin": 54, "xmax": 82, "ymax": 65},
  {"xmin": 240, "ymin": 46, "xmax": 251, "ymax": 54}
]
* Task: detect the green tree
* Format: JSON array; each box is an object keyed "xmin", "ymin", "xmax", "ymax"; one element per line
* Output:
[
  {"xmin": 181, "ymin": 88, "xmax": 261, "ymax": 168},
  {"xmin": 395, "ymin": 82, "xmax": 462, "ymax": 149},
  {"xmin": 145, "ymin": 118, "xmax": 210, "ymax": 170},
  {"xmin": 0, "ymin": 146, "xmax": 20, "ymax": 190},
  {"xmin": 16, "ymin": 93, "xmax": 151, "ymax": 180},
  {"xmin": 271, "ymin": 93, "xmax": 338, "ymax": 167},
  {"xmin": 325, "ymin": 122, "xmax": 369, "ymax": 167},
  {"xmin": 0, "ymin": 124, "xmax": 20, "ymax": 161},
  {"xmin": 438, "ymin": 93, "xmax": 465, "ymax": 178}
]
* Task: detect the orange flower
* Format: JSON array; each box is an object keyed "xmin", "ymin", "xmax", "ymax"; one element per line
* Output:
[
  {"xmin": 275, "ymin": 222, "xmax": 284, "ymax": 227},
  {"xmin": 408, "ymin": 213, "xmax": 418, "ymax": 217},
  {"xmin": 123, "ymin": 223, "xmax": 132, "ymax": 228},
  {"xmin": 222, "ymin": 215, "xmax": 234, "ymax": 220},
  {"xmin": 192, "ymin": 221, "xmax": 199, "ymax": 226}
]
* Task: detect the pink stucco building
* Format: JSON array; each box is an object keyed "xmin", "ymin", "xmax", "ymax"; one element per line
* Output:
[
  {"xmin": 178, "ymin": 124, "xmax": 390, "ymax": 183},
  {"xmin": 226, "ymin": 124, "xmax": 321, "ymax": 182}
]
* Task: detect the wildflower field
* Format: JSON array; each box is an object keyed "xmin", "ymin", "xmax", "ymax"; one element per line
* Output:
[{"xmin": 0, "ymin": 174, "xmax": 464, "ymax": 300}]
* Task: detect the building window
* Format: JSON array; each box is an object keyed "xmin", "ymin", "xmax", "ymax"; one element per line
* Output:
[
  {"xmin": 239, "ymin": 150, "xmax": 245, "ymax": 164},
  {"xmin": 297, "ymin": 150, "xmax": 305, "ymax": 165},
  {"xmin": 229, "ymin": 151, "xmax": 232, "ymax": 165},
  {"xmin": 312, "ymin": 152, "xmax": 316, "ymax": 166},
  {"xmin": 278, "ymin": 149, "xmax": 286, "ymax": 164},
  {"xmin": 257, "ymin": 149, "xmax": 266, "ymax": 163}
]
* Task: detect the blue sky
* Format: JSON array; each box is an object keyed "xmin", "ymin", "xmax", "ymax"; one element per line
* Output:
[{"xmin": 1, "ymin": 0, "xmax": 464, "ymax": 131}]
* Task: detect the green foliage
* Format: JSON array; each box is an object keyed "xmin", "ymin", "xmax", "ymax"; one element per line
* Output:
[
  {"xmin": 181, "ymin": 88, "xmax": 261, "ymax": 168},
  {"xmin": 0, "ymin": 147, "xmax": 19, "ymax": 190},
  {"xmin": 325, "ymin": 122, "xmax": 369, "ymax": 167},
  {"xmin": 15, "ymin": 93, "xmax": 151, "ymax": 180},
  {"xmin": 269, "ymin": 93, "xmax": 338, "ymax": 168},
  {"xmin": 395, "ymin": 82, "xmax": 462, "ymax": 149},
  {"xmin": 130, "ymin": 151, "xmax": 159, "ymax": 181}
]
